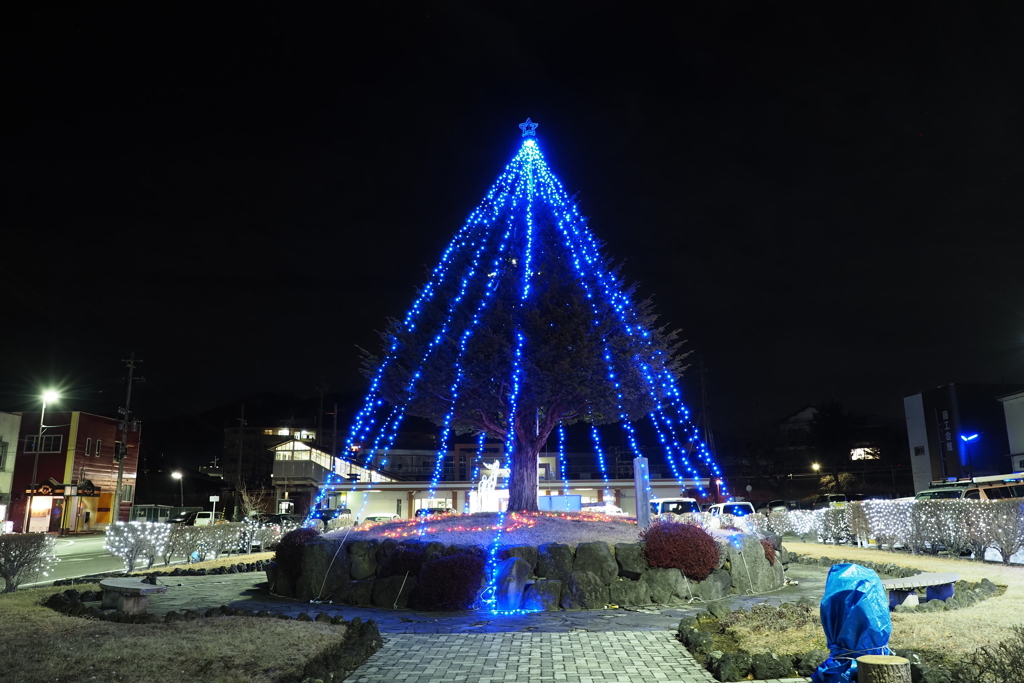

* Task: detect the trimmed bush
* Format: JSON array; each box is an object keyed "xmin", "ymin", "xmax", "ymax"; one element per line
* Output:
[
  {"xmin": 640, "ymin": 521, "xmax": 720, "ymax": 581},
  {"xmin": 760, "ymin": 538, "xmax": 776, "ymax": 565},
  {"xmin": 415, "ymin": 550, "xmax": 486, "ymax": 611},
  {"xmin": 275, "ymin": 528, "xmax": 320, "ymax": 583},
  {"xmin": 0, "ymin": 533, "xmax": 58, "ymax": 593}
]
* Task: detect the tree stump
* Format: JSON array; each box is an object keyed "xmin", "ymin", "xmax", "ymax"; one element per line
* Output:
[{"xmin": 857, "ymin": 655, "xmax": 912, "ymax": 683}]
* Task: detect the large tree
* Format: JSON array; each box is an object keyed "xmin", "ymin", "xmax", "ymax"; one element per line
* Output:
[{"xmin": 358, "ymin": 135, "xmax": 691, "ymax": 512}]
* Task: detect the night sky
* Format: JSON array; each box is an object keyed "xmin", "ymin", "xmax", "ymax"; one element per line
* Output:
[{"xmin": 3, "ymin": 4, "xmax": 1023, "ymax": 434}]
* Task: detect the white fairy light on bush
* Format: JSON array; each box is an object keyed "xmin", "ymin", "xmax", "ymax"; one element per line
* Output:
[{"xmin": 104, "ymin": 522, "xmax": 171, "ymax": 572}]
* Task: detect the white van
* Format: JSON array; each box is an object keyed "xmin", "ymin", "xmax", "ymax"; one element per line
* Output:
[
  {"xmin": 193, "ymin": 511, "xmax": 223, "ymax": 526},
  {"xmin": 650, "ymin": 498, "xmax": 701, "ymax": 515}
]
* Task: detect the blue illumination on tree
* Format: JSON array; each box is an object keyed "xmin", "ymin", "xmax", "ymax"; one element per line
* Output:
[{"xmin": 306, "ymin": 119, "xmax": 730, "ymax": 524}]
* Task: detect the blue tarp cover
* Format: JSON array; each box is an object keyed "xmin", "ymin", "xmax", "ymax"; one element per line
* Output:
[{"xmin": 811, "ymin": 563, "xmax": 892, "ymax": 682}]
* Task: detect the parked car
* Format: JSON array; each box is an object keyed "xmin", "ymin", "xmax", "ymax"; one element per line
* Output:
[
  {"xmin": 361, "ymin": 513, "xmax": 399, "ymax": 524},
  {"xmin": 167, "ymin": 511, "xmax": 199, "ymax": 525},
  {"xmin": 650, "ymin": 498, "xmax": 701, "ymax": 515},
  {"xmin": 812, "ymin": 494, "xmax": 847, "ymax": 509},
  {"xmin": 193, "ymin": 511, "xmax": 227, "ymax": 526},
  {"xmin": 581, "ymin": 502, "xmax": 627, "ymax": 516},
  {"xmin": 415, "ymin": 507, "xmax": 457, "ymax": 518},
  {"xmin": 707, "ymin": 502, "xmax": 756, "ymax": 517},
  {"xmin": 756, "ymin": 499, "xmax": 788, "ymax": 514}
]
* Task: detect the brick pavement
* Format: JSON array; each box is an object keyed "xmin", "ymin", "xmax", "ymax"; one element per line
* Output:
[{"xmin": 349, "ymin": 632, "xmax": 811, "ymax": 683}]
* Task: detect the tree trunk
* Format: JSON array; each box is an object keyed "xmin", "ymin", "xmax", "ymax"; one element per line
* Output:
[
  {"xmin": 856, "ymin": 655, "xmax": 911, "ymax": 683},
  {"xmin": 507, "ymin": 437, "xmax": 541, "ymax": 512}
]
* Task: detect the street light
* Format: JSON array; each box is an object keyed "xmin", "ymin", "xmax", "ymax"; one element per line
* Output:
[
  {"xmin": 25, "ymin": 390, "xmax": 59, "ymax": 532},
  {"xmin": 960, "ymin": 434, "xmax": 980, "ymax": 479},
  {"xmin": 171, "ymin": 471, "xmax": 184, "ymax": 507},
  {"xmin": 812, "ymin": 462, "xmax": 821, "ymax": 473}
]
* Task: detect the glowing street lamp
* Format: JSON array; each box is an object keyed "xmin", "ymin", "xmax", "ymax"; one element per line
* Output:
[
  {"xmin": 960, "ymin": 434, "xmax": 980, "ymax": 479},
  {"xmin": 171, "ymin": 471, "xmax": 184, "ymax": 507},
  {"xmin": 24, "ymin": 390, "xmax": 59, "ymax": 532},
  {"xmin": 812, "ymin": 462, "xmax": 821, "ymax": 473}
]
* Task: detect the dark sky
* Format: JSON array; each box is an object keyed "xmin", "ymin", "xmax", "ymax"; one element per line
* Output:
[{"xmin": 3, "ymin": 3, "xmax": 1024, "ymax": 433}]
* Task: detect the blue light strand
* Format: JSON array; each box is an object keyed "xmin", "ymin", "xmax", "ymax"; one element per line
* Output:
[
  {"xmin": 588, "ymin": 423, "xmax": 613, "ymax": 502},
  {"xmin": 557, "ymin": 422, "xmax": 569, "ymax": 505}
]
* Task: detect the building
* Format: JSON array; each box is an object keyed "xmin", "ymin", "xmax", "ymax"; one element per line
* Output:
[
  {"xmin": 904, "ymin": 384, "xmax": 1024, "ymax": 493},
  {"xmin": 998, "ymin": 390, "xmax": 1024, "ymax": 471},
  {"xmin": 0, "ymin": 411, "xmax": 24, "ymax": 531},
  {"xmin": 8, "ymin": 411, "xmax": 140, "ymax": 533}
]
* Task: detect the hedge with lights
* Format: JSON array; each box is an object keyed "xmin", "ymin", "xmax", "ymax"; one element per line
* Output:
[{"xmin": 105, "ymin": 522, "xmax": 171, "ymax": 572}]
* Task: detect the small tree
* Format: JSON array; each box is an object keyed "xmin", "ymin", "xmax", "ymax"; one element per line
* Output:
[
  {"xmin": 988, "ymin": 500, "xmax": 1024, "ymax": 564},
  {"xmin": 105, "ymin": 522, "xmax": 170, "ymax": 572},
  {"xmin": 236, "ymin": 481, "xmax": 270, "ymax": 519},
  {"xmin": 0, "ymin": 533, "xmax": 59, "ymax": 593}
]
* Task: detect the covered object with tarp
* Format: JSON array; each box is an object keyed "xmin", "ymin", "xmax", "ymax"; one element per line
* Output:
[{"xmin": 812, "ymin": 563, "xmax": 893, "ymax": 682}]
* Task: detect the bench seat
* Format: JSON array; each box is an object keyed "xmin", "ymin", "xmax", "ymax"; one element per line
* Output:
[{"xmin": 99, "ymin": 578, "xmax": 168, "ymax": 615}]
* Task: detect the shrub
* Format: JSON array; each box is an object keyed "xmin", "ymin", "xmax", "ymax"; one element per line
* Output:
[
  {"xmin": 275, "ymin": 527, "xmax": 320, "ymax": 583},
  {"xmin": 105, "ymin": 522, "xmax": 170, "ymax": 572},
  {"xmin": 640, "ymin": 521, "xmax": 720, "ymax": 581},
  {"xmin": 760, "ymin": 538, "xmax": 776, "ymax": 565},
  {"xmin": 415, "ymin": 550, "xmax": 486, "ymax": 611},
  {"xmin": 951, "ymin": 625, "xmax": 1024, "ymax": 683},
  {"xmin": 0, "ymin": 533, "xmax": 58, "ymax": 593}
]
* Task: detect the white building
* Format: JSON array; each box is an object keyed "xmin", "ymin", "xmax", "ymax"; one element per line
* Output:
[{"xmin": 0, "ymin": 411, "xmax": 24, "ymax": 531}]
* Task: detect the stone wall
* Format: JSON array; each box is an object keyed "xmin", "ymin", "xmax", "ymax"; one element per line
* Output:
[{"xmin": 269, "ymin": 534, "xmax": 788, "ymax": 611}]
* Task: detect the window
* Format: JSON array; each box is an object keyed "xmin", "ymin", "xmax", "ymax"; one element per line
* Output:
[
  {"xmin": 121, "ymin": 484, "xmax": 134, "ymax": 502},
  {"xmin": 0, "ymin": 441, "xmax": 7, "ymax": 470},
  {"xmin": 85, "ymin": 438, "xmax": 92, "ymax": 456},
  {"xmin": 913, "ymin": 445, "xmax": 925, "ymax": 456},
  {"xmin": 95, "ymin": 440, "xmax": 102, "ymax": 457},
  {"xmin": 25, "ymin": 434, "xmax": 62, "ymax": 453},
  {"xmin": 114, "ymin": 441, "xmax": 122, "ymax": 462}
]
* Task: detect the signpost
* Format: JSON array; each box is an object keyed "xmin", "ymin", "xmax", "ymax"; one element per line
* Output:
[
  {"xmin": 210, "ymin": 495, "xmax": 220, "ymax": 521},
  {"xmin": 633, "ymin": 456, "xmax": 651, "ymax": 529}
]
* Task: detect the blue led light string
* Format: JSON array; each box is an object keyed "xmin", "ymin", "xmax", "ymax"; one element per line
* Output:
[
  {"xmin": 588, "ymin": 422, "xmax": 613, "ymax": 502},
  {"xmin": 532, "ymin": 155, "xmax": 727, "ymax": 499},
  {"xmin": 557, "ymin": 422, "xmax": 569, "ymax": 506}
]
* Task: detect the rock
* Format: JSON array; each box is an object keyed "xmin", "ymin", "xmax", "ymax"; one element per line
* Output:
[
  {"xmin": 85, "ymin": 606, "xmax": 106, "ymax": 620},
  {"xmin": 347, "ymin": 540, "xmax": 378, "ymax": 580},
  {"xmin": 256, "ymin": 610, "xmax": 273, "ymax": 618},
  {"xmin": 336, "ymin": 580, "xmax": 375, "ymax": 606},
  {"xmin": 751, "ymin": 652, "xmax": 793, "ymax": 679},
  {"xmin": 493, "ymin": 557, "xmax": 532, "ymax": 611},
  {"xmin": 296, "ymin": 538, "xmax": 350, "ymax": 601},
  {"xmin": 63, "ymin": 589, "xmax": 81, "ymax": 602},
  {"xmin": 79, "ymin": 590, "xmax": 98, "ymax": 602},
  {"xmin": 219, "ymin": 604, "xmax": 233, "ymax": 614},
  {"xmin": 608, "ymin": 579, "xmax": 650, "ymax": 606},
  {"xmin": 979, "ymin": 578, "xmax": 999, "ymax": 595},
  {"xmin": 315, "ymin": 612, "xmax": 333, "ymax": 623},
  {"xmin": 691, "ymin": 568, "xmax": 731, "ymax": 601},
  {"xmin": 164, "ymin": 610, "xmax": 183, "ymax": 622},
  {"xmin": 573, "ymin": 542, "xmax": 618, "ymax": 585},
  {"xmin": 797, "ymin": 649, "xmax": 829, "ymax": 676},
  {"xmin": 205, "ymin": 608, "xmax": 220, "ymax": 618},
  {"xmin": 678, "ymin": 627, "xmax": 714, "ymax": 654},
  {"xmin": 372, "ymin": 574, "xmax": 417, "ymax": 609},
  {"xmin": 778, "ymin": 547, "xmax": 791, "ymax": 565},
  {"xmin": 331, "ymin": 615, "xmax": 346, "ymax": 625},
  {"xmin": 923, "ymin": 599, "xmax": 946, "ymax": 612},
  {"xmin": 423, "ymin": 541, "xmax": 446, "ymax": 565},
  {"xmin": 706, "ymin": 602, "xmax": 730, "ymax": 620},
  {"xmin": 677, "ymin": 615, "xmax": 698, "ymax": 631},
  {"xmin": 614, "ymin": 543, "xmax": 647, "ymax": 580},
  {"xmin": 45, "ymin": 593, "xmax": 70, "ymax": 610},
  {"xmin": 237, "ymin": 608, "xmax": 255, "ymax": 617},
  {"xmin": 643, "ymin": 568, "xmax": 688, "ymax": 605},
  {"xmin": 522, "ymin": 580, "xmax": 562, "ymax": 611},
  {"xmin": 375, "ymin": 538, "xmax": 398, "ymax": 565},
  {"xmin": 297, "ymin": 612, "xmax": 313, "ymax": 622},
  {"xmin": 445, "ymin": 544, "xmax": 486, "ymax": 559},
  {"xmin": 537, "ymin": 543, "xmax": 574, "ymax": 581},
  {"xmin": 560, "ymin": 571, "xmax": 610, "ymax": 610},
  {"xmin": 711, "ymin": 651, "xmax": 750, "ymax": 681},
  {"xmin": 723, "ymin": 535, "xmax": 785, "ymax": 594},
  {"xmin": 498, "ymin": 545, "xmax": 539, "ymax": 573},
  {"xmin": 275, "ymin": 612, "xmax": 293, "ymax": 620}
]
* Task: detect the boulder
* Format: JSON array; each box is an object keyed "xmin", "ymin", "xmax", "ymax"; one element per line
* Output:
[
  {"xmin": 372, "ymin": 575, "xmax": 417, "ymax": 608},
  {"xmin": 723, "ymin": 535, "xmax": 785, "ymax": 594},
  {"xmin": 336, "ymin": 579, "xmax": 375, "ymax": 606},
  {"xmin": 347, "ymin": 540, "xmax": 378, "ymax": 580},
  {"xmin": 522, "ymin": 580, "xmax": 561, "ymax": 611},
  {"xmin": 614, "ymin": 543, "xmax": 647, "ymax": 580},
  {"xmin": 751, "ymin": 652, "xmax": 793, "ymax": 679},
  {"xmin": 643, "ymin": 567, "xmax": 689, "ymax": 605},
  {"xmin": 375, "ymin": 538, "xmax": 398, "ymax": 566},
  {"xmin": 691, "ymin": 568, "xmax": 731, "ymax": 602},
  {"xmin": 778, "ymin": 546, "xmax": 791, "ymax": 565},
  {"xmin": 796, "ymin": 649, "xmax": 829, "ymax": 677},
  {"xmin": 712, "ymin": 651, "xmax": 751, "ymax": 682},
  {"xmin": 295, "ymin": 538, "xmax": 350, "ymax": 602},
  {"xmin": 423, "ymin": 541, "xmax": 446, "ymax": 565},
  {"xmin": 537, "ymin": 543, "xmax": 574, "ymax": 581},
  {"xmin": 445, "ymin": 544, "xmax": 486, "ymax": 559},
  {"xmin": 678, "ymin": 626, "xmax": 714, "ymax": 654},
  {"xmin": 560, "ymin": 571, "xmax": 609, "ymax": 610},
  {"xmin": 493, "ymin": 557, "xmax": 532, "ymax": 611},
  {"xmin": 706, "ymin": 601, "xmax": 730, "ymax": 620},
  {"xmin": 573, "ymin": 541, "xmax": 617, "ymax": 585},
  {"xmin": 498, "ymin": 545, "xmax": 539, "ymax": 573},
  {"xmin": 315, "ymin": 613, "xmax": 333, "ymax": 623},
  {"xmin": 608, "ymin": 579, "xmax": 650, "ymax": 607}
]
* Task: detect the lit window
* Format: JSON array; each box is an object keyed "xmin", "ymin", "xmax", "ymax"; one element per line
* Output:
[
  {"xmin": 85, "ymin": 438, "xmax": 92, "ymax": 456},
  {"xmin": 850, "ymin": 448, "xmax": 880, "ymax": 461},
  {"xmin": 95, "ymin": 440, "xmax": 102, "ymax": 457},
  {"xmin": 277, "ymin": 429, "xmax": 290, "ymax": 436}
]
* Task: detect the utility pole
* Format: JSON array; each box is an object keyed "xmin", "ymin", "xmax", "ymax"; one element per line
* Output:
[
  {"xmin": 235, "ymin": 404, "xmax": 246, "ymax": 485},
  {"xmin": 112, "ymin": 353, "xmax": 142, "ymax": 525},
  {"xmin": 316, "ymin": 382, "xmax": 329, "ymax": 448},
  {"xmin": 332, "ymin": 402, "xmax": 338, "ymax": 456}
]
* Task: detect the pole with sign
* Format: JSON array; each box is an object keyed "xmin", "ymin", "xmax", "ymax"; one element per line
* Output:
[{"xmin": 210, "ymin": 495, "xmax": 219, "ymax": 521}]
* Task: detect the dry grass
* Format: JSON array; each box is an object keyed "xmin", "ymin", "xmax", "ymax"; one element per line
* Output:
[
  {"xmin": 728, "ymin": 622, "xmax": 827, "ymax": 656},
  {"xmin": 0, "ymin": 583, "xmax": 348, "ymax": 683},
  {"xmin": 329, "ymin": 511, "xmax": 642, "ymax": 548},
  {"xmin": 787, "ymin": 542, "xmax": 1024, "ymax": 655}
]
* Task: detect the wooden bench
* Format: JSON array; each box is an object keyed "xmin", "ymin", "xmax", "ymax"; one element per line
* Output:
[
  {"xmin": 99, "ymin": 578, "xmax": 168, "ymax": 615},
  {"xmin": 879, "ymin": 572, "xmax": 959, "ymax": 609}
]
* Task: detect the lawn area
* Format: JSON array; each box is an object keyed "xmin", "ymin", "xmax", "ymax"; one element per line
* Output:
[
  {"xmin": 0, "ymin": 582, "xmax": 349, "ymax": 683},
  {"xmin": 787, "ymin": 541, "xmax": 1024, "ymax": 655}
]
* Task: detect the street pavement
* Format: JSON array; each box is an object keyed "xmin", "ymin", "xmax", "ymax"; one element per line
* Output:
[{"xmin": 131, "ymin": 563, "xmax": 826, "ymax": 683}]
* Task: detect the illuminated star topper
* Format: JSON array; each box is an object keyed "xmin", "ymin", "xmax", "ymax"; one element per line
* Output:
[{"xmin": 519, "ymin": 117, "xmax": 539, "ymax": 137}]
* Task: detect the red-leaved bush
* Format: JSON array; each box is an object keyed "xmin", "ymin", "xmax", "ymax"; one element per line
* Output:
[
  {"xmin": 415, "ymin": 551, "xmax": 486, "ymax": 611},
  {"xmin": 640, "ymin": 521, "xmax": 720, "ymax": 581},
  {"xmin": 760, "ymin": 538, "xmax": 776, "ymax": 565},
  {"xmin": 275, "ymin": 527, "xmax": 320, "ymax": 583}
]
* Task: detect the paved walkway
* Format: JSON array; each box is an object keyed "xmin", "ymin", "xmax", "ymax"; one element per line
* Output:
[{"xmin": 130, "ymin": 563, "xmax": 824, "ymax": 682}]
